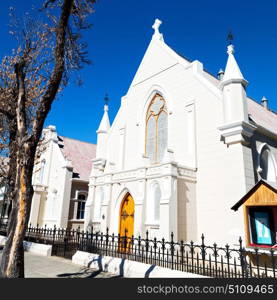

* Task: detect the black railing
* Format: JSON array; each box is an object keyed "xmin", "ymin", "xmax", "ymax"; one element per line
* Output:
[{"xmin": 0, "ymin": 222, "xmax": 276, "ymax": 278}]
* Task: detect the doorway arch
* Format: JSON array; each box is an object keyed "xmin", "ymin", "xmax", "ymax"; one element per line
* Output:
[{"xmin": 119, "ymin": 193, "xmax": 135, "ymax": 247}]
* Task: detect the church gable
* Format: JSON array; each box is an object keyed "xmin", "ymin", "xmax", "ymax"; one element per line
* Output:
[
  {"xmin": 129, "ymin": 20, "xmax": 190, "ymax": 89},
  {"xmin": 130, "ymin": 41, "xmax": 178, "ymax": 87}
]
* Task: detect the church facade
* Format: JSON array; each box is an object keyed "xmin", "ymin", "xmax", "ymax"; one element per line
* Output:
[{"xmin": 84, "ymin": 19, "xmax": 277, "ymax": 247}]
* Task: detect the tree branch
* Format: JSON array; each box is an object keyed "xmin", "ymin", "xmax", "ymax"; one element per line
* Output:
[
  {"xmin": 15, "ymin": 61, "xmax": 27, "ymax": 141},
  {"xmin": 0, "ymin": 101, "xmax": 15, "ymax": 119},
  {"xmin": 32, "ymin": 0, "xmax": 74, "ymax": 142}
]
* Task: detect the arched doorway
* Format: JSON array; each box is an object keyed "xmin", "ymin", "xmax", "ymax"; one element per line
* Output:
[{"xmin": 119, "ymin": 193, "xmax": 134, "ymax": 251}]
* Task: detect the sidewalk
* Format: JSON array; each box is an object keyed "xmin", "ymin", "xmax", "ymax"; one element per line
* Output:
[{"xmin": 0, "ymin": 250, "xmax": 118, "ymax": 278}]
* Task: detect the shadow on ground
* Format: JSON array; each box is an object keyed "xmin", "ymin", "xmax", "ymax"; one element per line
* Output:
[{"xmin": 57, "ymin": 267, "xmax": 122, "ymax": 278}]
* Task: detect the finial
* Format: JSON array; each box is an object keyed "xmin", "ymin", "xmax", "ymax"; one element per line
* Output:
[
  {"xmin": 152, "ymin": 19, "xmax": 162, "ymax": 34},
  {"xmin": 227, "ymin": 44, "xmax": 235, "ymax": 55},
  {"xmin": 152, "ymin": 18, "xmax": 163, "ymax": 41}
]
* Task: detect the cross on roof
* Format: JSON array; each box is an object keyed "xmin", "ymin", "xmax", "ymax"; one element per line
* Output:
[{"xmin": 152, "ymin": 19, "xmax": 162, "ymax": 35}]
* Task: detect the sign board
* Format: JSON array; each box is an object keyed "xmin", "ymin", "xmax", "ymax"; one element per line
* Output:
[{"xmin": 253, "ymin": 211, "xmax": 272, "ymax": 245}]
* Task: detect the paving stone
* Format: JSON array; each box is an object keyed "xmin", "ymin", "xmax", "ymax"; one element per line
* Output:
[{"xmin": 0, "ymin": 250, "xmax": 118, "ymax": 278}]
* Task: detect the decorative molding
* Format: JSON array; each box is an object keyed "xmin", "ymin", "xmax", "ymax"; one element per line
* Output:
[
  {"xmin": 218, "ymin": 121, "xmax": 257, "ymax": 146},
  {"xmin": 92, "ymin": 158, "xmax": 106, "ymax": 171},
  {"xmin": 33, "ymin": 184, "xmax": 48, "ymax": 193},
  {"xmin": 91, "ymin": 162, "xmax": 196, "ymax": 186}
]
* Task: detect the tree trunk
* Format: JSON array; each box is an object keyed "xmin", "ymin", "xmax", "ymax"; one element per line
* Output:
[
  {"xmin": 0, "ymin": 143, "xmax": 35, "ymax": 278},
  {"xmin": 2, "ymin": 119, "xmax": 17, "ymax": 228},
  {"xmin": 0, "ymin": 0, "xmax": 75, "ymax": 278}
]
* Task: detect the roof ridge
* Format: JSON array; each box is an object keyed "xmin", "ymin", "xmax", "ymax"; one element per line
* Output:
[{"xmin": 247, "ymin": 96, "xmax": 277, "ymax": 116}]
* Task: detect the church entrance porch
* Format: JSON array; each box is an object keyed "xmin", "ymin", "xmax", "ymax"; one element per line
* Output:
[{"xmin": 119, "ymin": 193, "xmax": 134, "ymax": 251}]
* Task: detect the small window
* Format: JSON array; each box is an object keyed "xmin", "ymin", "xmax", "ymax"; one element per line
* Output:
[
  {"xmin": 77, "ymin": 201, "xmax": 86, "ymax": 219},
  {"xmin": 76, "ymin": 193, "xmax": 86, "ymax": 220}
]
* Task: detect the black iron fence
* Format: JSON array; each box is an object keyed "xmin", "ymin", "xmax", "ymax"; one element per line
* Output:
[{"xmin": 0, "ymin": 222, "xmax": 276, "ymax": 278}]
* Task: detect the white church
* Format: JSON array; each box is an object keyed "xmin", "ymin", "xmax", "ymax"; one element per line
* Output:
[{"xmin": 83, "ymin": 19, "xmax": 277, "ymax": 247}]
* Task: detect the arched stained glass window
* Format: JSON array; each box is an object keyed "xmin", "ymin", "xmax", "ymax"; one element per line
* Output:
[{"xmin": 145, "ymin": 94, "xmax": 168, "ymax": 163}]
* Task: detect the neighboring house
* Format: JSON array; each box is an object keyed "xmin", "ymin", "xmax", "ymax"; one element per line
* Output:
[
  {"xmin": 30, "ymin": 125, "xmax": 96, "ymax": 229},
  {"xmin": 84, "ymin": 19, "xmax": 277, "ymax": 249}
]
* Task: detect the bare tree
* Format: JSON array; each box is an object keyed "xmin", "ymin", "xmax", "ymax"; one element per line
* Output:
[{"xmin": 0, "ymin": 0, "xmax": 95, "ymax": 278}]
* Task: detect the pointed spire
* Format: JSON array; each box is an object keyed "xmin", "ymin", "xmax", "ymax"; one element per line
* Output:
[
  {"xmin": 152, "ymin": 18, "xmax": 164, "ymax": 41},
  {"xmin": 220, "ymin": 44, "xmax": 248, "ymax": 89},
  {"xmin": 97, "ymin": 94, "xmax": 110, "ymax": 133}
]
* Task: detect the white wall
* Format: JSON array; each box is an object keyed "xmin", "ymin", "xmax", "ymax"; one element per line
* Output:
[
  {"xmin": 30, "ymin": 127, "xmax": 73, "ymax": 228},
  {"xmin": 86, "ymin": 35, "xmax": 264, "ymax": 249}
]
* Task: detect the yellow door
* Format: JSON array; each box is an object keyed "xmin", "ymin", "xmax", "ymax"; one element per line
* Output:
[{"xmin": 119, "ymin": 194, "xmax": 134, "ymax": 252}]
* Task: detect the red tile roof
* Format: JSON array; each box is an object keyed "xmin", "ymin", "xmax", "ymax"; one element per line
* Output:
[
  {"xmin": 247, "ymin": 98, "xmax": 277, "ymax": 134},
  {"xmin": 58, "ymin": 136, "xmax": 96, "ymax": 181}
]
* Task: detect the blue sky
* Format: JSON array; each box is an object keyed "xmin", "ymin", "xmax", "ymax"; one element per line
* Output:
[{"xmin": 0, "ymin": 0, "xmax": 276, "ymax": 144}]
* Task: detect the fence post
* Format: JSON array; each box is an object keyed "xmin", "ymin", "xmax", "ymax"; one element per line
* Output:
[
  {"xmin": 43, "ymin": 224, "xmax": 47, "ymax": 242},
  {"xmin": 239, "ymin": 236, "xmax": 247, "ymax": 278},
  {"xmin": 52, "ymin": 225, "xmax": 56, "ymax": 250},
  {"xmin": 254, "ymin": 248, "xmax": 260, "ymax": 278},
  {"xmin": 270, "ymin": 248, "xmax": 276, "ymax": 278},
  {"xmin": 213, "ymin": 242, "xmax": 218, "ymax": 277},
  {"xmin": 153, "ymin": 237, "xmax": 157, "ymax": 264},
  {"xmin": 64, "ymin": 228, "xmax": 68, "ymax": 258},
  {"xmin": 138, "ymin": 235, "xmax": 141, "ymax": 260},
  {"xmin": 225, "ymin": 243, "xmax": 231, "ymax": 278},
  {"xmin": 170, "ymin": 232, "xmax": 174, "ymax": 270},
  {"xmin": 201, "ymin": 234, "xmax": 206, "ymax": 275},
  {"xmin": 162, "ymin": 238, "xmax": 165, "ymax": 268},
  {"xmin": 105, "ymin": 227, "xmax": 109, "ymax": 256},
  {"xmin": 124, "ymin": 229, "xmax": 128, "ymax": 255},
  {"xmin": 180, "ymin": 240, "xmax": 184, "ymax": 272},
  {"xmin": 145, "ymin": 230, "xmax": 149, "ymax": 264},
  {"xmin": 77, "ymin": 226, "xmax": 80, "ymax": 245},
  {"xmin": 131, "ymin": 235, "xmax": 134, "ymax": 256},
  {"xmin": 190, "ymin": 240, "xmax": 195, "ymax": 273},
  {"xmin": 36, "ymin": 223, "xmax": 39, "ymax": 242}
]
